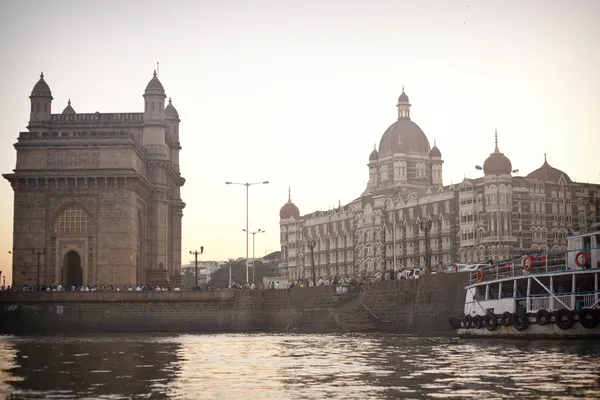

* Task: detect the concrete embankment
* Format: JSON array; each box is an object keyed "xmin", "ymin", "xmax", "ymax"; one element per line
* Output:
[{"xmin": 0, "ymin": 273, "xmax": 469, "ymax": 334}]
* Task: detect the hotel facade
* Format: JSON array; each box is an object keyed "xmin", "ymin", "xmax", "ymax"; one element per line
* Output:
[{"xmin": 278, "ymin": 90, "xmax": 600, "ymax": 281}]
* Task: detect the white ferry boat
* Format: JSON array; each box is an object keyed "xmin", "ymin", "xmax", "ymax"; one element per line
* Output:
[{"xmin": 450, "ymin": 231, "xmax": 600, "ymax": 338}]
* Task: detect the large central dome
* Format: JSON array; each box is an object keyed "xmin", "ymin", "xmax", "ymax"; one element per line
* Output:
[
  {"xmin": 378, "ymin": 119, "xmax": 431, "ymax": 155},
  {"xmin": 378, "ymin": 90, "xmax": 430, "ymax": 155}
]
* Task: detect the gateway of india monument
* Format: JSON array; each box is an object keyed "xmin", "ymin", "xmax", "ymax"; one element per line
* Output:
[
  {"xmin": 279, "ymin": 89, "xmax": 600, "ymax": 282},
  {"xmin": 4, "ymin": 72, "xmax": 185, "ymax": 288}
]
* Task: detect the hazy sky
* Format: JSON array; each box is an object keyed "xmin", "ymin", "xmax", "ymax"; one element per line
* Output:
[{"xmin": 0, "ymin": 0, "xmax": 599, "ymax": 285}]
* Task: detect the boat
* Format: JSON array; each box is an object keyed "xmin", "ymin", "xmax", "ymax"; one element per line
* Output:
[{"xmin": 449, "ymin": 231, "xmax": 600, "ymax": 338}]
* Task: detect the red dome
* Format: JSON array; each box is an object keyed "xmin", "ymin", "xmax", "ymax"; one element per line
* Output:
[
  {"xmin": 280, "ymin": 188, "xmax": 300, "ymax": 219},
  {"xmin": 527, "ymin": 155, "xmax": 572, "ymax": 183},
  {"xmin": 430, "ymin": 145, "xmax": 441, "ymax": 158},
  {"xmin": 483, "ymin": 152, "xmax": 512, "ymax": 175},
  {"xmin": 369, "ymin": 148, "xmax": 378, "ymax": 161}
]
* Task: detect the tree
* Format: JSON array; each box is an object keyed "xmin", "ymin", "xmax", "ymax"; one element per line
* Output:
[{"xmin": 208, "ymin": 259, "xmax": 278, "ymax": 288}]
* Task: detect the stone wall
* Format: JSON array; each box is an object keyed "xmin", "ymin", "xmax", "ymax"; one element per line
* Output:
[{"xmin": 0, "ymin": 273, "xmax": 469, "ymax": 334}]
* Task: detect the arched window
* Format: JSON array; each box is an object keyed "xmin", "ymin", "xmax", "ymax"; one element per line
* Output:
[{"xmin": 53, "ymin": 205, "xmax": 91, "ymax": 233}]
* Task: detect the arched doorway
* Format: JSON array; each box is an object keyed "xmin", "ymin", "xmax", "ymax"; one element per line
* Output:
[{"xmin": 64, "ymin": 251, "xmax": 83, "ymax": 286}]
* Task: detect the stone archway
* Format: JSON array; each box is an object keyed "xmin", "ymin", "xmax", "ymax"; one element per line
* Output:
[{"xmin": 64, "ymin": 251, "xmax": 83, "ymax": 286}]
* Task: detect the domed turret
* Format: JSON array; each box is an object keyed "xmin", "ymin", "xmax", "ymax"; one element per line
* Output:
[
  {"xmin": 280, "ymin": 187, "xmax": 300, "ymax": 220},
  {"xmin": 527, "ymin": 154, "xmax": 572, "ymax": 183},
  {"xmin": 369, "ymin": 144, "xmax": 378, "ymax": 162},
  {"xmin": 398, "ymin": 90, "xmax": 409, "ymax": 104},
  {"xmin": 483, "ymin": 130, "xmax": 512, "ymax": 175},
  {"xmin": 30, "ymin": 72, "xmax": 52, "ymax": 99},
  {"xmin": 29, "ymin": 72, "xmax": 53, "ymax": 123},
  {"xmin": 430, "ymin": 140, "xmax": 441, "ymax": 158},
  {"xmin": 165, "ymin": 97, "xmax": 179, "ymax": 120},
  {"xmin": 144, "ymin": 70, "xmax": 166, "ymax": 98},
  {"xmin": 62, "ymin": 99, "xmax": 76, "ymax": 115}
]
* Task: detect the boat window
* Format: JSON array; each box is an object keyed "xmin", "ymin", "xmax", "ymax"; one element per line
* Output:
[
  {"xmin": 530, "ymin": 276, "xmax": 550, "ymax": 295},
  {"xmin": 516, "ymin": 279, "xmax": 527, "ymax": 298},
  {"xmin": 501, "ymin": 280, "xmax": 514, "ymax": 298},
  {"xmin": 583, "ymin": 236, "xmax": 591, "ymax": 250},
  {"xmin": 595, "ymin": 234, "xmax": 600, "ymax": 249},
  {"xmin": 554, "ymin": 276, "xmax": 571, "ymax": 294},
  {"xmin": 488, "ymin": 283, "xmax": 499, "ymax": 300},
  {"xmin": 575, "ymin": 274, "xmax": 595, "ymax": 293},
  {"xmin": 474, "ymin": 285, "xmax": 485, "ymax": 300}
]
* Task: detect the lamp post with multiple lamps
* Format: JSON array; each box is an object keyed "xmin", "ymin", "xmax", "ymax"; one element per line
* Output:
[
  {"xmin": 225, "ymin": 181, "xmax": 269, "ymax": 284},
  {"xmin": 475, "ymin": 165, "xmax": 519, "ymax": 261},
  {"xmin": 243, "ymin": 229, "xmax": 264, "ymax": 282},
  {"xmin": 32, "ymin": 248, "xmax": 45, "ymax": 288},
  {"xmin": 189, "ymin": 247, "xmax": 204, "ymax": 289},
  {"xmin": 306, "ymin": 239, "xmax": 317, "ymax": 286}
]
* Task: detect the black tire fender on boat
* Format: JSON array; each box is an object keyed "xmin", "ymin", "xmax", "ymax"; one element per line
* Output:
[
  {"xmin": 463, "ymin": 314, "xmax": 472, "ymax": 329},
  {"xmin": 484, "ymin": 313, "xmax": 498, "ymax": 331},
  {"xmin": 578, "ymin": 309, "xmax": 599, "ymax": 330},
  {"xmin": 501, "ymin": 312, "xmax": 512, "ymax": 327},
  {"xmin": 512, "ymin": 312, "xmax": 529, "ymax": 331},
  {"xmin": 536, "ymin": 309, "xmax": 551, "ymax": 326},
  {"xmin": 474, "ymin": 315, "xmax": 484, "ymax": 329},
  {"xmin": 554, "ymin": 309, "xmax": 574, "ymax": 330}
]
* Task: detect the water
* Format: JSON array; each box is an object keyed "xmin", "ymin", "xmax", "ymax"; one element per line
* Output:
[{"xmin": 0, "ymin": 333, "xmax": 599, "ymax": 399}]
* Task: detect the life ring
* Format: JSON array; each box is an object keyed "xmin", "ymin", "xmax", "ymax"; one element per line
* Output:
[
  {"xmin": 484, "ymin": 313, "xmax": 498, "ymax": 331},
  {"xmin": 535, "ymin": 309, "xmax": 550, "ymax": 326},
  {"xmin": 554, "ymin": 309, "xmax": 574, "ymax": 330},
  {"xmin": 522, "ymin": 256, "xmax": 534, "ymax": 272},
  {"xmin": 575, "ymin": 251, "xmax": 589, "ymax": 268},
  {"xmin": 578, "ymin": 309, "xmax": 599, "ymax": 330},
  {"xmin": 512, "ymin": 313, "xmax": 529, "ymax": 331},
  {"xmin": 463, "ymin": 314, "xmax": 472, "ymax": 329},
  {"xmin": 501, "ymin": 312, "xmax": 512, "ymax": 327},
  {"xmin": 476, "ymin": 269, "xmax": 485, "ymax": 283}
]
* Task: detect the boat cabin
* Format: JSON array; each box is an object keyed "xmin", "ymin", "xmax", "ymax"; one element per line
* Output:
[{"xmin": 567, "ymin": 231, "xmax": 600, "ymax": 270}]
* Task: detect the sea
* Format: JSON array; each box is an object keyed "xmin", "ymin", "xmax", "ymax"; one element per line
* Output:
[{"xmin": 0, "ymin": 333, "xmax": 599, "ymax": 399}]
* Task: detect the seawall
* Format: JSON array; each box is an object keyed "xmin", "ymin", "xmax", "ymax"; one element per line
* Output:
[{"xmin": 0, "ymin": 273, "xmax": 469, "ymax": 334}]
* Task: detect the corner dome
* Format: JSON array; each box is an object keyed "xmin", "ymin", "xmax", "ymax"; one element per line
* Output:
[
  {"xmin": 483, "ymin": 131, "xmax": 512, "ymax": 175},
  {"xmin": 527, "ymin": 154, "xmax": 572, "ymax": 184},
  {"xmin": 62, "ymin": 99, "xmax": 76, "ymax": 115},
  {"xmin": 369, "ymin": 146, "xmax": 378, "ymax": 161},
  {"xmin": 280, "ymin": 188, "xmax": 300, "ymax": 220},
  {"xmin": 30, "ymin": 72, "xmax": 52, "ymax": 99},
  {"xmin": 379, "ymin": 119, "xmax": 430, "ymax": 155},
  {"xmin": 165, "ymin": 98, "xmax": 179, "ymax": 119},
  {"xmin": 144, "ymin": 70, "xmax": 166, "ymax": 98},
  {"xmin": 430, "ymin": 141, "xmax": 441, "ymax": 158}
]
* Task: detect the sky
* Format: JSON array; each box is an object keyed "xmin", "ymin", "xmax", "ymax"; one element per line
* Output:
[{"xmin": 0, "ymin": 0, "xmax": 599, "ymax": 285}]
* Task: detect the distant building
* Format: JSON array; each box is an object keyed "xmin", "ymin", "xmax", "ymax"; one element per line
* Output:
[
  {"xmin": 4, "ymin": 72, "xmax": 186, "ymax": 288},
  {"xmin": 181, "ymin": 260, "xmax": 221, "ymax": 286},
  {"xmin": 279, "ymin": 90, "xmax": 600, "ymax": 281}
]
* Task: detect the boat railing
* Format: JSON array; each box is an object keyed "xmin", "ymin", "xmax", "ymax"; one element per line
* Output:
[
  {"xmin": 468, "ymin": 247, "xmax": 600, "ymax": 285},
  {"xmin": 522, "ymin": 291, "xmax": 599, "ymax": 313}
]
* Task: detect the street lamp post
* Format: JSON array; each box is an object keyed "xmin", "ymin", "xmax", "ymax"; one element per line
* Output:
[
  {"xmin": 32, "ymin": 248, "xmax": 45, "ymax": 288},
  {"xmin": 189, "ymin": 247, "xmax": 204, "ymax": 289},
  {"xmin": 225, "ymin": 181, "xmax": 269, "ymax": 284},
  {"xmin": 112, "ymin": 257, "xmax": 116, "ymax": 286},
  {"xmin": 243, "ymin": 229, "xmax": 264, "ymax": 282},
  {"xmin": 306, "ymin": 239, "xmax": 317, "ymax": 286},
  {"xmin": 418, "ymin": 220, "xmax": 432, "ymax": 270}
]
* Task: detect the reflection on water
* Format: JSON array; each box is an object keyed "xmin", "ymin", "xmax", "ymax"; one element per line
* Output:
[{"xmin": 0, "ymin": 333, "xmax": 599, "ymax": 399}]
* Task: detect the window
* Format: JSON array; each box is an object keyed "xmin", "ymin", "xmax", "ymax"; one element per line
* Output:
[{"xmin": 53, "ymin": 205, "xmax": 91, "ymax": 233}]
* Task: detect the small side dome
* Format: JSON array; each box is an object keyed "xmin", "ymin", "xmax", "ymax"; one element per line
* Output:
[
  {"xmin": 526, "ymin": 154, "xmax": 572, "ymax": 184},
  {"xmin": 144, "ymin": 70, "xmax": 166, "ymax": 98},
  {"xmin": 280, "ymin": 188, "xmax": 300, "ymax": 220},
  {"xmin": 369, "ymin": 146, "xmax": 378, "ymax": 161},
  {"xmin": 430, "ymin": 140, "xmax": 441, "ymax": 158},
  {"xmin": 30, "ymin": 72, "xmax": 53, "ymax": 99},
  {"xmin": 165, "ymin": 98, "xmax": 179, "ymax": 119},
  {"xmin": 62, "ymin": 99, "xmax": 76, "ymax": 115}
]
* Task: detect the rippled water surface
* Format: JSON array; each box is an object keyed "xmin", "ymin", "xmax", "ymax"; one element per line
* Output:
[{"xmin": 0, "ymin": 333, "xmax": 599, "ymax": 399}]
